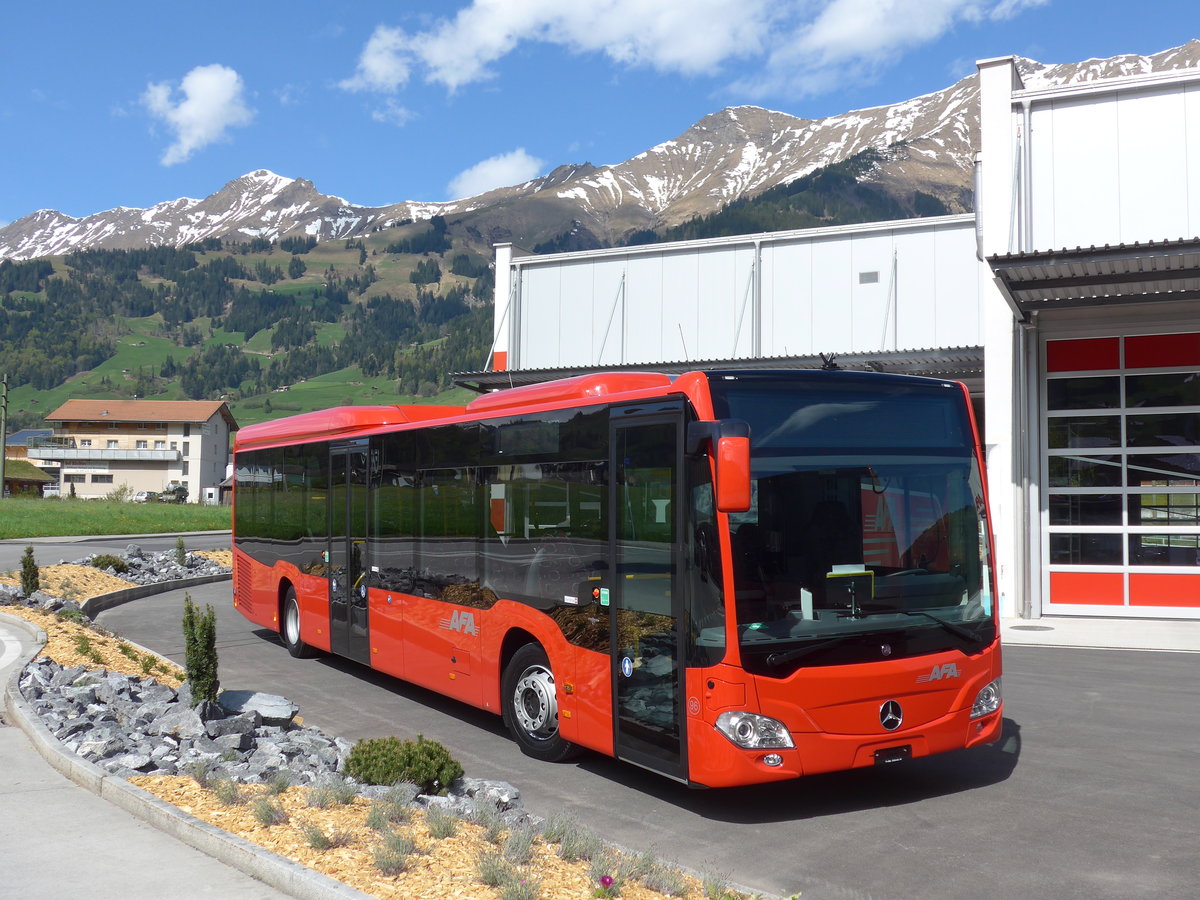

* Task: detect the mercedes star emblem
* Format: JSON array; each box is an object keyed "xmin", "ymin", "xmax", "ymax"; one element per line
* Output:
[{"xmin": 879, "ymin": 700, "xmax": 903, "ymax": 731}]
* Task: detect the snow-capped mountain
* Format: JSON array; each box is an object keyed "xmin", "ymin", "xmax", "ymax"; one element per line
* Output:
[{"xmin": 2, "ymin": 42, "xmax": 1197, "ymax": 261}]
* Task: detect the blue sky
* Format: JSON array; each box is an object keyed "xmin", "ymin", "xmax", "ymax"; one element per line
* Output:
[{"xmin": 1, "ymin": 1, "xmax": 1196, "ymax": 225}]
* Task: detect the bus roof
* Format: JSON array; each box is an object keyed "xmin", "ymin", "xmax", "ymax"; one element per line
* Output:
[
  {"xmin": 465, "ymin": 372, "xmax": 674, "ymax": 414},
  {"xmin": 234, "ymin": 405, "xmax": 465, "ymax": 450}
]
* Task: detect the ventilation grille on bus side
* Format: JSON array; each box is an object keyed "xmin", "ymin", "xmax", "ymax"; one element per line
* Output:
[{"xmin": 235, "ymin": 557, "xmax": 251, "ymax": 604}]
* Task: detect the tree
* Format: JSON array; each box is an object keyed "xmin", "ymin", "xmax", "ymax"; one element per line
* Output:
[{"xmin": 287, "ymin": 255, "xmax": 306, "ymax": 279}]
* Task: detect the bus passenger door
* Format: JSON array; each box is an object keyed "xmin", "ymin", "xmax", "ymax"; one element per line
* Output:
[
  {"xmin": 329, "ymin": 442, "xmax": 371, "ymax": 665},
  {"xmin": 609, "ymin": 410, "xmax": 685, "ymax": 781}
]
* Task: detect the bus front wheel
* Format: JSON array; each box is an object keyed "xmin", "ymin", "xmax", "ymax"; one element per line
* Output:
[
  {"xmin": 281, "ymin": 587, "xmax": 313, "ymax": 659},
  {"xmin": 502, "ymin": 644, "xmax": 579, "ymax": 763}
]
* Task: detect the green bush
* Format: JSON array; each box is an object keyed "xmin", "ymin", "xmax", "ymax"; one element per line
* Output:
[
  {"xmin": 181, "ymin": 593, "xmax": 219, "ymax": 706},
  {"xmin": 20, "ymin": 545, "xmax": 39, "ymax": 597},
  {"xmin": 90, "ymin": 554, "xmax": 129, "ymax": 574},
  {"xmin": 343, "ymin": 734, "xmax": 464, "ymax": 795}
]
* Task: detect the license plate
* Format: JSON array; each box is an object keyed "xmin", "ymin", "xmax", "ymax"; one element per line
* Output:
[{"xmin": 873, "ymin": 745, "xmax": 912, "ymax": 765}]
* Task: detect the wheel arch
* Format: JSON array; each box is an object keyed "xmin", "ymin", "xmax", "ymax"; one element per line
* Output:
[
  {"xmin": 499, "ymin": 627, "xmax": 540, "ymax": 685},
  {"xmin": 276, "ymin": 577, "xmax": 296, "ymax": 633}
]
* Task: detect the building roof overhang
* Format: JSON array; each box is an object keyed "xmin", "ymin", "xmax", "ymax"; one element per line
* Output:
[
  {"xmin": 455, "ymin": 347, "xmax": 985, "ymax": 396},
  {"xmin": 989, "ymin": 237, "xmax": 1200, "ymax": 321}
]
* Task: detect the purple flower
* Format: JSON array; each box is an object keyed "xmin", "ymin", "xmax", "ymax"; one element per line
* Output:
[{"xmin": 601, "ymin": 875, "xmax": 614, "ymax": 888}]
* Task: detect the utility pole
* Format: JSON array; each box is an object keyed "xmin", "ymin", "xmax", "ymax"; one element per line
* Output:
[{"xmin": 0, "ymin": 373, "xmax": 8, "ymax": 500}]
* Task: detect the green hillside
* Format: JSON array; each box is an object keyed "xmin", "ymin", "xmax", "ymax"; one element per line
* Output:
[
  {"xmin": 0, "ymin": 225, "xmax": 494, "ymax": 432},
  {"xmin": 0, "ymin": 151, "xmax": 956, "ymax": 435}
]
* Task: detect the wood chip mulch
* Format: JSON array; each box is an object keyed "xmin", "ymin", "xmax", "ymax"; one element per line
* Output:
[{"xmin": 128, "ymin": 777, "xmax": 712, "ymax": 900}]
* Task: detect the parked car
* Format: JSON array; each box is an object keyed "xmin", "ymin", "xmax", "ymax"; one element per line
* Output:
[{"xmin": 132, "ymin": 491, "xmax": 159, "ymax": 503}]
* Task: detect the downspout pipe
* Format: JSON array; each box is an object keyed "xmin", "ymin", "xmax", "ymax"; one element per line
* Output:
[
  {"xmin": 973, "ymin": 151, "xmax": 985, "ymax": 261},
  {"xmin": 1021, "ymin": 98, "xmax": 1033, "ymax": 252}
]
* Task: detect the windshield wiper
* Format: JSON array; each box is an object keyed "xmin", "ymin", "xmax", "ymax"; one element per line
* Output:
[
  {"xmin": 764, "ymin": 637, "xmax": 845, "ymax": 668},
  {"xmin": 840, "ymin": 608, "xmax": 981, "ymax": 644}
]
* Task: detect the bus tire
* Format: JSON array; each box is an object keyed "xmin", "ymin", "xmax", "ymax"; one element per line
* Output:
[
  {"xmin": 281, "ymin": 587, "xmax": 313, "ymax": 659},
  {"xmin": 502, "ymin": 643, "xmax": 580, "ymax": 763}
]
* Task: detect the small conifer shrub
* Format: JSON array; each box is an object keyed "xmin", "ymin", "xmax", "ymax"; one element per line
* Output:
[
  {"xmin": 343, "ymin": 734, "xmax": 464, "ymax": 795},
  {"xmin": 181, "ymin": 593, "xmax": 219, "ymax": 706},
  {"xmin": 20, "ymin": 545, "xmax": 39, "ymax": 597},
  {"xmin": 90, "ymin": 554, "xmax": 128, "ymax": 574}
]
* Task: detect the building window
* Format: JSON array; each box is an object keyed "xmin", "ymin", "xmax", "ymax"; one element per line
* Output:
[
  {"xmin": 183, "ymin": 424, "xmax": 191, "ymax": 437},
  {"xmin": 137, "ymin": 423, "xmax": 149, "ymax": 429},
  {"xmin": 91, "ymin": 474, "xmax": 114, "ymax": 484},
  {"xmin": 183, "ymin": 442, "xmax": 190, "ymax": 456},
  {"xmin": 136, "ymin": 440, "xmax": 148, "ymax": 449},
  {"xmin": 79, "ymin": 439, "xmax": 92, "ymax": 448},
  {"xmin": 64, "ymin": 474, "xmax": 86, "ymax": 484},
  {"xmin": 108, "ymin": 423, "xmax": 119, "ymax": 430},
  {"xmin": 154, "ymin": 440, "xmax": 166, "ymax": 450},
  {"xmin": 181, "ymin": 461, "xmax": 190, "ymax": 476},
  {"xmin": 107, "ymin": 440, "xmax": 119, "ymax": 449},
  {"xmin": 170, "ymin": 442, "xmax": 177, "ymax": 450}
]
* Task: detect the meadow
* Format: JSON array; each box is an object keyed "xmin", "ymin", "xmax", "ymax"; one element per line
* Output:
[{"xmin": 0, "ymin": 497, "xmax": 231, "ymax": 540}]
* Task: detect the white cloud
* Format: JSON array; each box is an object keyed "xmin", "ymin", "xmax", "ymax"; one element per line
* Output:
[
  {"xmin": 343, "ymin": 1, "xmax": 775, "ymax": 94},
  {"xmin": 276, "ymin": 83, "xmax": 305, "ymax": 107},
  {"xmin": 341, "ymin": 1, "xmax": 1047, "ymax": 101},
  {"xmin": 447, "ymin": 148, "xmax": 545, "ymax": 200},
  {"xmin": 371, "ymin": 99, "xmax": 415, "ymax": 126},
  {"xmin": 738, "ymin": 0, "xmax": 1051, "ymax": 96},
  {"xmin": 141, "ymin": 64, "xmax": 255, "ymax": 166},
  {"xmin": 339, "ymin": 25, "xmax": 413, "ymax": 92}
]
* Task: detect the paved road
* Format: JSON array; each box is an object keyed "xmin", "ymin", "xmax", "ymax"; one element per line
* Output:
[
  {"xmin": 94, "ymin": 579, "xmax": 1200, "ymax": 900},
  {"xmin": 0, "ymin": 533, "xmax": 230, "ymax": 574}
]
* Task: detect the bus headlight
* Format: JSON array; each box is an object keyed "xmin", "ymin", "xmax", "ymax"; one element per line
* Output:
[
  {"xmin": 715, "ymin": 711, "xmax": 794, "ymax": 749},
  {"xmin": 971, "ymin": 678, "xmax": 1002, "ymax": 718}
]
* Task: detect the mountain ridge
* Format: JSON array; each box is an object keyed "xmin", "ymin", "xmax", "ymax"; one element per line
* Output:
[{"xmin": 3, "ymin": 41, "xmax": 1198, "ymax": 261}]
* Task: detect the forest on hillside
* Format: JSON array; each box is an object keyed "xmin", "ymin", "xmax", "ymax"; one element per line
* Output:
[{"xmin": 0, "ymin": 237, "xmax": 493, "ymax": 431}]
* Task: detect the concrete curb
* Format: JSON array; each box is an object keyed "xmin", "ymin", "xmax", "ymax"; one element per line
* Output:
[
  {"xmin": 0, "ymin": 530, "xmax": 232, "ymax": 545},
  {"xmin": 0, "ymin": 609, "xmax": 370, "ymax": 900},
  {"xmin": 82, "ymin": 573, "xmax": 232, "ymax": 617}
]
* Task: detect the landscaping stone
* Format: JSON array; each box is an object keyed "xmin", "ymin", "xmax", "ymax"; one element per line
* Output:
[
  {"xmin": 11, "ymin": 548, "xmax": 533, "ymax": 824},
  {"xmin": 218, "ymin": 690, "xmax": 299, "ymax": 726},
  {"xmin": 0, "ymin": 584, "xmax": 24, "ymax": 604}
]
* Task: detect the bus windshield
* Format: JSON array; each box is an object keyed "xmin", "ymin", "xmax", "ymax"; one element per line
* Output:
[{"xmin": 707, "ymin": 373, "xmax": 995, "ymax": 673}]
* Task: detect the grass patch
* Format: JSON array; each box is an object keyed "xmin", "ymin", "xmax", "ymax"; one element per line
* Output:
[{"xmin": 0, "ymin": 497, "xmax": 230, "ymax": 539}]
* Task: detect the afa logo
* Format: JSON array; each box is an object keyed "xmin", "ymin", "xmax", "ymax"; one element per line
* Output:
[
  {"xmin": 439, "ymin": 610, "xmax": 479, "ymax": 636},
  {"xmin": 916, "ymin": 662, "xmax": 960, "ymax": 683}
]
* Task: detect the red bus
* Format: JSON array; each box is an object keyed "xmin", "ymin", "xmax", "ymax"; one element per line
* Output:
[{"xmin": 232, "ymin": 369, "xmax": 1002, "ymax": 787}]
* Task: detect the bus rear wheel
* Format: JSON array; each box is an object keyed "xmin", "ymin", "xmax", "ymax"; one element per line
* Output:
[
  {"xmin": 502, "ymin": 643, "xmax": 579, "ymax": 762},
  {"xmin": 281, "ymin": 587, "xmax": 313, "ymax": 658}
]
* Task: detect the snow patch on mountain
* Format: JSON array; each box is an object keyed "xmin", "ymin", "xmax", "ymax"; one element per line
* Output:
[{"xmin": 2, "ymin": 43, "xmax": 1197, "ymax": 261}]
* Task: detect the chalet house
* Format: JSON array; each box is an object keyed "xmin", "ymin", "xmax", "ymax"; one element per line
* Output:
[
  {"xmin": 2, "ymin": 458, "xmax": 56, "ymax": 497},
  {"xmin": 28, "ymin": 400, "xmax": 238, "ymax": 501}
]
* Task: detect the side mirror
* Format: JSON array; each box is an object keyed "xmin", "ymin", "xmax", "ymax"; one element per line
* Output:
[
  {"xmin": 715, "ymin": 435, "xmax": 751, "ymax": 513},
  {"xmin": 688, "ymin": 419, "xmax": 752, "ymax": 513}
]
